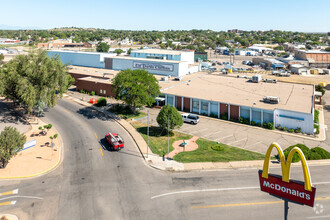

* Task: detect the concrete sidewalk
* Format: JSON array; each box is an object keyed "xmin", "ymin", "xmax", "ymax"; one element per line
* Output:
[{"xmin": 64, "ymin": 93, "xmax": 330, "ymax": 172}]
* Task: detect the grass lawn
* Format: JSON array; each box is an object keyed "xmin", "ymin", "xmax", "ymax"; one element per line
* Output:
[
  {"xmin": 131, "ymin": 121, "xmax": 192, "ymax": 156},
  {"xmin": 173, "ymin": 138, "xmax": 265, "ymax": 163}
]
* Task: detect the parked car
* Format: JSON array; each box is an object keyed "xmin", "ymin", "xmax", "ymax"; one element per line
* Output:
[{"xmin": 181, "ymin": 113, "xmax": 199, "ymax": 124}]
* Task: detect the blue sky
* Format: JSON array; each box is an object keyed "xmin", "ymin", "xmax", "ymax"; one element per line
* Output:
[{"xmin": 0, "ymin": 0, "xmax": 329, "ymax": 32}]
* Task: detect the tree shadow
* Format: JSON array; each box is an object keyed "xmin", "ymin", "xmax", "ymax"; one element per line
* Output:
[
  {"xmin": 136, "ymin": 125, "xmax": 170, "ymax": 137},
  {"xmin": 0, "ymin": 100, "xmax": 29, "ymax": 125},
  {"xmin": 76, "ymin": 106, "xmax": 120, "ymax": 121},
  {"xmin": 323, "ymin": 104, "xmax": 330, "ymax": 112}
]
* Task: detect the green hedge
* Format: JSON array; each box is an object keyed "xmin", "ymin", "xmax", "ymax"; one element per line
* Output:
[
  {"xmin": 278, "ymin": 144, "xmax": 330, "ymax": 162},
  {"xmin": 314, "ymin": 110, "xmax": 319, "ymax": 124},
  {"xmin": 95, "ymin": 97, "xmax": 107, "ymax": 107}
]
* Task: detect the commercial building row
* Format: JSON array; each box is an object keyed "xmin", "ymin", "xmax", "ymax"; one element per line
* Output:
[{"xmin": 66, "ymin": 65, "xmax": 316, "ymax": 134}]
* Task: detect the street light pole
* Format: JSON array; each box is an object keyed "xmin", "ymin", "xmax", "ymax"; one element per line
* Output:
[
  {"xmin": 147, "ymin": 109, "xmax": 149, "ymax": 158},
  {"xmin": 167, "ymin": 114, "xmax": 169, "ymax": 158}
]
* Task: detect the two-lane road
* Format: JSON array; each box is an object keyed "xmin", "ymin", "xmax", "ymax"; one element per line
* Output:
[{"xmin": 0, "ymin": 98, "xmax": 329, "ymax": 220}]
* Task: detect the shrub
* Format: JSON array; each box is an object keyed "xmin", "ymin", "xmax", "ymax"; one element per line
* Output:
[
  {"xmin": 283, "ymin": 127, "xmax": 287, "ymax": 132},
  {"xmin": 278, "ymin": 145, "xmax": 330, "ymax": 162},
  {"xmin": 90, "ymin": 91, "xmax": 95, "ymax": 96},
  {"xmin": 263, "ymin": 122, "xmax": 268, "ymax": 128},
  {"xmin": 283, "ymin": 144, "xmax": 310, "ymax": 162},
  {"xmin": 239, "ymin": 117, "xmax": 244, "ymax": 123},
  {"xmin": 256, "ymin": 122, "xmax": 261, "ymax": 127},
  {"xmin": 211, "ymin": 144, "xmax": 224, "ymax": 151},
  {"xmin": 311, "ymin": 147, "xmax": 330, "ymax": 159},
  {"xmin": 220, "ymin": 113, "xmax": 228, "ymax": 120},
  {"xmin": 79, "ymin": 89, "xmax": 85, "ymax": 94},
  {"xmin": 201, "ymin": 112, "xmax": 208, "ymax": 116},
  {"xmin": 314, "ymin": 110, "xmax": 319, "ymax": 124},
  {"xmin": 314, "ymin": 124, "xmax": 320, "ymax": 134},
  {"xmin": 277, "ymin": 126, "xmax": 282, "ymax": 130},
  {"xmin": 315, "ymin": 84, "xmax": 325, "ymax": 96},
  {"xmin": 243, "ymin": 118, "xmax": 250, "ymax": 125},
  {"xmin": 95, "ymin": 97, "xmax": 107, "ymax": 107},
  {"xmin": 295, "ymin": 127, "xmax": 301, "ymax": 133},
  {"xmin": 251, "ymin": 121, "xmax": 256, "ymax": 126},
  {"xmin": 210, "ymin": 113, "xmax": 218, "ymax": 118},
  {"xmin": 288, "ymin": 129, "xmax": 294, "ymax": 133},
  {"xmin": 267, "ymin": 122, "xmax": 275, "ymax": 130}
]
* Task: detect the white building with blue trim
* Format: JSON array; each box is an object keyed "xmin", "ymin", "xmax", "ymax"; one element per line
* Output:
[{"xmin": 48, "ymin": 49, "xmax": 199, "ymax": 77}]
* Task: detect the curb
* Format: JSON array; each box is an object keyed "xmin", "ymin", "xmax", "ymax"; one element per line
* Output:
[{"xmin": 0, "ymin": 122, "xmax": 64, "ymax": 179}]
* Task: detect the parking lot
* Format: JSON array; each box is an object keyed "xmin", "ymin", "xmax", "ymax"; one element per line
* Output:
[{"xmin": 137, "ymin": 101, "xmax": 329, "ymax": 155}]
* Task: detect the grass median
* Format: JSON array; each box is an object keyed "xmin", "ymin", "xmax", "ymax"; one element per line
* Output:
[
  {"xmin": 131, "ymin": 121, "xmax": 265, "ymax": 162},
  {"xmin": 131, "ymin": 121, "xmax": 192, "ymax": 155},
  {"xmin": 173, "ymin": 138, "xmax": 265, "ymax": 163}
]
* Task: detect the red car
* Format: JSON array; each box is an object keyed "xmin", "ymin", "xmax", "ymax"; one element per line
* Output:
[{"xmin": 105, "ymin": 132, "xmax": 124, "ymax": 150}]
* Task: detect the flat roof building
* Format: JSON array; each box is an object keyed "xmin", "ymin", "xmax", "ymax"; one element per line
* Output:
[
  {"xmin": 159, "ymin": 74, "xmax": 315, "ymax": 134},
  {"xmin": 295, "ymin": 50, "xmax": 330, "ymax": 68}
]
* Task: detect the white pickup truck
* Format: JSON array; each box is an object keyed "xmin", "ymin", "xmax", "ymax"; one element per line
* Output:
[{"xmin": 181, "ymin": 113, "xmax": 199, "ymax": 124}]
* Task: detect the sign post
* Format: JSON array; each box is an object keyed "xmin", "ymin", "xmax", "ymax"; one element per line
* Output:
[{"xmin": 259, "ymin": 143, "xmax": 316, "ymax": 218}]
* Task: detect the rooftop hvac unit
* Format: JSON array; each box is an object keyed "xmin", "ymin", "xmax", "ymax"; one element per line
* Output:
[{"xmin": 263, "ymin": 96, "xmax": 280, "ymax": 104}]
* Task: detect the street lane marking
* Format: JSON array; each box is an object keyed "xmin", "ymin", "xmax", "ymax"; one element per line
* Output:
[
  {"xmin": 190, "ymin": 196, "xmax": 330, "ymax": 210},
  {"xmin": 0, "ymin": 196, "xmax": 43, "ymax": 201},
  {"xmin": 307, "ymin": 215, "xmax": 330, "ymax": 219},
  {"xmin": 0, "ymin": 201, "xmax": 16, "ymax": 206},
  {"xmin": 151, "ymin": 186, "xmax": 259, "ymax": 199},
  {"xmin": 217, "ymin": 134, "xmax": 233, "ymax": 141},
  {"xmin": 100, "ymin": 147, "xmax": 104, "ymax": 156},
  {"xmin": 83, "ymin": 121, "xmax": 89, "ymax": 127},
  {"xmin": 94, "ymin": 133, "xmax": 98, "ymax": 139},
  {"xmin": 63, "ymin": 109, "xmax": 70, "ymax": 114},
  {"xmin": 191, "ymin": 200, "xmax": 282, "ymax": 209},
  {"xmin": 0, "ymin": 189, "xmax": 18, "ymax": 196},
  {"xmin": 152, "ymin": 182, "xmax": 330, "ymax": 200}
]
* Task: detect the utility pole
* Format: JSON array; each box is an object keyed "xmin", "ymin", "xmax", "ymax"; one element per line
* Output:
[{"xmin": 147, "ymin": 109, "xmax": 149, "ymax": 158}]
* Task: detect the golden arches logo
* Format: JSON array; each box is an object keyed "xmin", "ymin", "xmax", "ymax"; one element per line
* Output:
[{"xmin": 262, "ymin": 142, "xmax": 312, "ymax": 191}]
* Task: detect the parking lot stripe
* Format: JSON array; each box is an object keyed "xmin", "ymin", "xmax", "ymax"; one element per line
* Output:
[
  {"xmin": 94, "ymin": 133, "xmax": 98, "ymax": 139},
  {"xmin": 226, "ymin": 138, "xmax": 247, "ymax": 145},
  {"xmin": 0, "ymin": 189, "xmax": 18, "ymax": 196},
  {"xmin": 99, "ymin": 147, "xmax": 104, "ymax": 156}
]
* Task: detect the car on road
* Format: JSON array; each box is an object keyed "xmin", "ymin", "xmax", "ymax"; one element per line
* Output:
[
  {"xmin": 105, "ymin": 132, "xmax": 124, "ymax": 150},
  {"xmin": 181, "ymin": 113, "xmax": 199, "ymax": 124}
]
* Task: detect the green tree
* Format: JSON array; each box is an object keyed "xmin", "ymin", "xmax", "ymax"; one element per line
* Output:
[
  {"xmin": 127, "ymin": 48, "xmax": 132, "ymax": 55},
  {"xmin": 112, "ymin": 69, "xmax": 160, "ymax": 113},
  {"xmin": 96, "ymin": 42, "xmax": 110, "ymax": 52},
  {"xmin": 325, "ymin": 47, "xmax": 330, "ymax": 52},
  {"xmin": 316, "ymin": 84, "xmax": 325, "ymax": 96},
  {"xmin": 0, "ymin": 54, "xmax": 4, "ymax": 65},
  {"xmin": 156, "ymin": 104, "xmax": 183, "ymax": 132},
  {"xmin": 0, "ymin": 126, "xmax": 26, "ymax": 168},
  {"xmin": 159, "ymin": 43, "xmax": 166, "ymax": 49},
  {"xmin": 114, "ymin": 49, "xmax": 123, "ymax": 55},
  {"xmin": 0, "ymin": 50, "xmax": 74, "ymax": 114}
]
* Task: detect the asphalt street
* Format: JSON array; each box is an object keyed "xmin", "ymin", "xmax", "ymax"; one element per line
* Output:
[{"xmin": 0, "ymin": 98, "xmax": 330, "ymax": 220}]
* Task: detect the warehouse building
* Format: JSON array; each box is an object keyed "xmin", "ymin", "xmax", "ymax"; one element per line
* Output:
[
  {"xmin": 48, "ymin": 49, "xmax": 199, "ymax": 77},
  {"xmin": 159, "ymin": 74, "xmax": 315, "ymax": 134},
  {"xmin": 48, "ymin": 50, "xmax": 117, "ymax": 68},
  {"xmin": 295, "ymin": 50, "xmax": 330, "ymax": 68}
]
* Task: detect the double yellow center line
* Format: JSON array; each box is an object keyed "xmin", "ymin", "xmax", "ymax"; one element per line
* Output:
[{"xmin": 191, "ymin": 196, "xmax": 330, "ymax": 209}]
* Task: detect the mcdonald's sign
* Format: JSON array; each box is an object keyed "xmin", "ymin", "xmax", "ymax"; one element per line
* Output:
[{"xmin": 258, "ymin": 143, "xmax": 316, "ymax": 207}]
